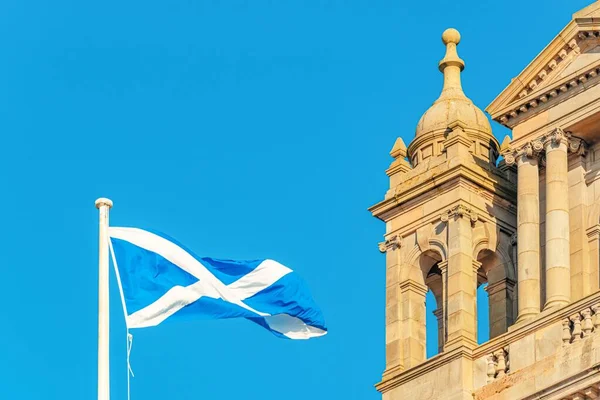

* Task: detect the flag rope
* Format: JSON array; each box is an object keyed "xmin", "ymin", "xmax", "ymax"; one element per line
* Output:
[
  {"xmin": 108, "ymin": 238, "xmax": 134, "ymax": 400},
  {"xmin": 126, "ymin": 331, "xmax": 134, "ymax": 400}
]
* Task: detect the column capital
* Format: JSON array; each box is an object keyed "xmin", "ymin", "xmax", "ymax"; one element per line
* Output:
[
  {"xmin": 503, "ymin": 128, "xmax": 588, "ymax": 166},
  {"xmin": 504, "ymin": 142, "xmax": 541, "ymax": 166},
  {"xmin": 542, "ymin": 127, "xmax": 570, "ymax": 148},
  {"xmin": 541, "ymin": 128, "xmax": 588, "ymax": 155}
]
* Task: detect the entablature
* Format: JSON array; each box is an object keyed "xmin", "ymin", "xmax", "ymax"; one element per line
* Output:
[
  {"xmin": 370, "ymin": 159, "xmax": 516, "ymax": 224},
  {"xmin": 487, "ymin": 4, "xmax": 600, "ymax": 129}
]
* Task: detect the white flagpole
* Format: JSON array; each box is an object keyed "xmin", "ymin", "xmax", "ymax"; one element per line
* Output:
[{"xmin": 96, "ymin": 198, "xmax": 113, "ymax": 400}]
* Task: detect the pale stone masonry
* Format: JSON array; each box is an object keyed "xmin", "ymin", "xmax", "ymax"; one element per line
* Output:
[{"xmin": 370, "ymin": 1, "xmax": 600, "ymax": 399}]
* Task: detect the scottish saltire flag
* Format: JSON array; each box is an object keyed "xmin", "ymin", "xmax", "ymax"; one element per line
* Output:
[{"xmin": 108, "ymin": 227, "xmax": 327, "ymax": 339}]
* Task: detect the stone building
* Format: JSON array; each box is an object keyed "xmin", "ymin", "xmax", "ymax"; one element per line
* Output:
[{"xmin": 369, "ymin": 2, "xmax": 600, "ymax": 399}]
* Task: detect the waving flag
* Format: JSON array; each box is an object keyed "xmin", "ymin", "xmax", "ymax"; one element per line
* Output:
[{"xmin": 108, "ymin": 227, "xmax": 327, "ymax": 339}]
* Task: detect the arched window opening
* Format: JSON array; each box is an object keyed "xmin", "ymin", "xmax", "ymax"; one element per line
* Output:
[
  {"xmin": 477, "ymin": 249, "xmax": 516, "ymax": 340},
  {"xmin": 425, "ymin": 262, "xmax": 443, "ymax": 356},
  {"xmin": 477, "ymin": 273, "xmax": 490, "ymax": 344},
  {"xmin": 426, "ymin": 289, "xmax": 439, "ymax": 358}
]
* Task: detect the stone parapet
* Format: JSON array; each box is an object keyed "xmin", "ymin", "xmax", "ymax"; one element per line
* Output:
[{"xmin": 377, "ymin": 292, "xmax": 600, "ymax": 399}]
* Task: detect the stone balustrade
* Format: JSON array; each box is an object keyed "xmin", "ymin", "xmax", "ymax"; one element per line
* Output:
[
  {"xmin": 486, "ymin": 347, "xmax": 509, "ymax": 383},
  {"xmin": 562, "ymin": 304, "xmax": 600, "ymax": 345}
]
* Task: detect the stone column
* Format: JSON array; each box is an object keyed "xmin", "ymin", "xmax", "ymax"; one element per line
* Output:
[
  {"xmin": 379, "ymin": 236, "xmax": 403, "ymax": 372},
  {"xmin": 508, "ymin": 145, "xmax": 541, "ymax": 322},
  {"xmin": 568, "ymin": 149, "xmax": 590, "ymax": 301},
  {"xmin": 427, "ymin": 270, "xmax": 445, "ymax": 353},
  {"xmin": 587, "ymin": 226, "xmax": 600, "ymax": 294},
  {"xmin": 442, "ymin": 205, "xmax": 478, "ymax": 349},
  {"xmin": 400, "ymin": 280, "xmax": 428, "ymax": 368},
  {"xmin": 543, "ymin": 129, "xmax": 571, "ymax": 310},
  {"xmin": 433, "ymin": 308, "xmax": 444, "ymax": 354}
]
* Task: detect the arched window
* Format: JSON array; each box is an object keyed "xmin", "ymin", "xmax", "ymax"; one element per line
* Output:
[
  {"xmin": 426, "ymin": 289, "xmax": 439, "ymax": 357},
  {"xmin": 425, "ymin": 262, "xmax": 443, "ymax": 355},
  {"xmin": 477, "ymin": 282, "xmax": 490, "ymax": 344},
  {"xmin": 476, "ymin": 249, "xmax": 516, "ymax": 339}
]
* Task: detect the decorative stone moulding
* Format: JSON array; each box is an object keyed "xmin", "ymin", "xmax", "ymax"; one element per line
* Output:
[
  {"xmin": 503, "ymin": 128, "xmax": 588, "ymax": 166},
  {"xmin": 440, "ymin": 204, "xmax": 479, "ymax": 225},
  {"xmin": 378, "ymin": 235, "xmax": 401, "ymax": 253},
  {"xmin": 561, "ymin": 304, "xmax": 600, "ymax": 346},
  {"xmin": 496, "ymin": 30, "xmax": 600, "ymax": 127}
]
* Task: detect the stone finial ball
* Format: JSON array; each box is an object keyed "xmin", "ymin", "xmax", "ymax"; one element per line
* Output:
[{"xmin": 442, "ymin": 28, "xmax": 461, "ymax": 45}]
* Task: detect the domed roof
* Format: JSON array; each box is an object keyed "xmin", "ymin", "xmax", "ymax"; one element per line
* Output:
[{"xmin": 414, "ymin": 29, "xmax": 492, "ymax": 138}]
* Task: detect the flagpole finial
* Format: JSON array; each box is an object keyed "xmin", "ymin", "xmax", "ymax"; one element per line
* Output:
[{"xmin": 95, "ymin": 198, "xmax": 113, "ymax": 209}]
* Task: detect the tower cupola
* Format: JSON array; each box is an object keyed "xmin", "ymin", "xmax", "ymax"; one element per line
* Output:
[{"xmin": 408, "ymin": 29, "xmax": 498, "ymax": 166}]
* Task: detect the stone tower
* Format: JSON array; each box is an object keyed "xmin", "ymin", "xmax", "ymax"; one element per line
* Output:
[{"xmin": 370, "ymin": 2, "xmax": 600, "ymax": 399}]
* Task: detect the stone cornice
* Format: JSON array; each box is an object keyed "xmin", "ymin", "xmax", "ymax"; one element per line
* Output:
[
  {"xmin": 379, "ymin": 198, "xmax": 516, "ymax": 250},
  {"xmin": 371, "ymin": 183, "xmax": 516, "ymax": 241},
  {"xmin": 369, "ymin": 159, "xmax": 516, "ymax": 222},
  {"xmin": 487, "ymin": 17, "xmax": 600, "ymax": 126},
  {"xmin": 494, "ymin": 58, "xmax": 600, "ymax": 129},
  {"xmin": 376, "ymin": 345, "xmax": 475, "ymax": 393}
]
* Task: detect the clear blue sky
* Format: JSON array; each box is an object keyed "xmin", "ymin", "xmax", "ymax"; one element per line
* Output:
[{"xmin": 0, "ymin": 0, "xmax": 591, "ymax": 399}]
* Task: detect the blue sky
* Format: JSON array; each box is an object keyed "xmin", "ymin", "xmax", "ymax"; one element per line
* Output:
[{"xmin": 0, "ymin": 0, "xmax": 592, "ymax": 399}]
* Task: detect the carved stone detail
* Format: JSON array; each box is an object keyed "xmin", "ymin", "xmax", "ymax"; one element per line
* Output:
[
  {"xmin": 503, "ymin": 141, "xmax": 540, "ymax": 166},
  {"xmin": 570, "ymin": 313, "xmax": 583, "ymax": 342},
  {"xmin": 378, "ymin": 235, "xmax": 401, "ymax": 253},
  {"xmin": 440, "ymin": 205, "xmax": 478, "ymax": 225},
  {"xmin": 486, "ymin": 355, "xmax": 496, "ymax": 383},
  {"xmin": 509, "ymin": 232, "xmax": 518, "ymax": 246},
  {"xmin": 562, "ymin": 318, "xmax": 572, "ymax": 346},
  {"xmin": 503, "ymin": 128, "xmax": 588, "ymax": 166},
  {"xmin": 562, "ymin": 307, "xmax": 600, "ymax": 345},
  {"xmin": 486, "ymin": 348, "xmax": 509, "ymax": 382},
  {"xmin": 496, "ymin": 30, "xmax": 600, "ymax": 127}
]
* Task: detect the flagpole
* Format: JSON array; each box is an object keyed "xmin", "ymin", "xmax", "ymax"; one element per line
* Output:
[{"xmin": 96, "ymin": 198, "xmax": 113, "ymax": 400}]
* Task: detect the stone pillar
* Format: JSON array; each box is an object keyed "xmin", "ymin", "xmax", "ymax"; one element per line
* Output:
[
  {"xmin": 587, "ymin": 226, "xmax": 600, "ymax": 294},
  {"xmin": 400, "ymin": 280, "xmax": 428, "ymax": 368},
  {"xmin": 379, "ymin": 236, "xmax": 403, "ymax": 372},
  {"xmin": 543, "ymin": 129, "xmax": 571, "ymax": 310},
  {"xmin": 427, "ymin": 271, "xmax": 445, "ymax": 353},
  {"xmin": 512, "ymin": 146, "xmax": 541, "ymax": 322},
  {"xmin": 433, "ymin": 308, "xmax": 444, "ymax": 354},
  {"xmin": 442, "ymin": 205, "xmax": 478, "ymax": 349},
  {"xmin": 568, "ymin": 149, "xmax": 590, "ymax": 301},
  {"xmin": 486, "ymin": 278, "xmax": 516, "ymax": 338}
]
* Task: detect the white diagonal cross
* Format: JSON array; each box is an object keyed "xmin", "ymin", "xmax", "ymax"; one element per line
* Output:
[{"xmin": 109, "ymin": 227, "xmax": 292, "ymax": 329}]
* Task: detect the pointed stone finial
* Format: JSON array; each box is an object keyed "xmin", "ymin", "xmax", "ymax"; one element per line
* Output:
[
  {"xmin": 390, "ymin": 137, "xmax": 407, "ymax": 159},
  {"xmin": 500, "ymin": 135, "xmax": 512, "ymax": 153},
  {"xmin": 438, "ymin": 28, "xmax": 466, "ymax": 100},
  {"xmin": 439, "ymin": 28, "xmax": 464, "ymax": 72}
]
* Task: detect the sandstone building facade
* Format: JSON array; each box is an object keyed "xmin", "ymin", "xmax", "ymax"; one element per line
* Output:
[{"xmin": 369, "ymin": 2, "xmax": 600, "ymax": 399}]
